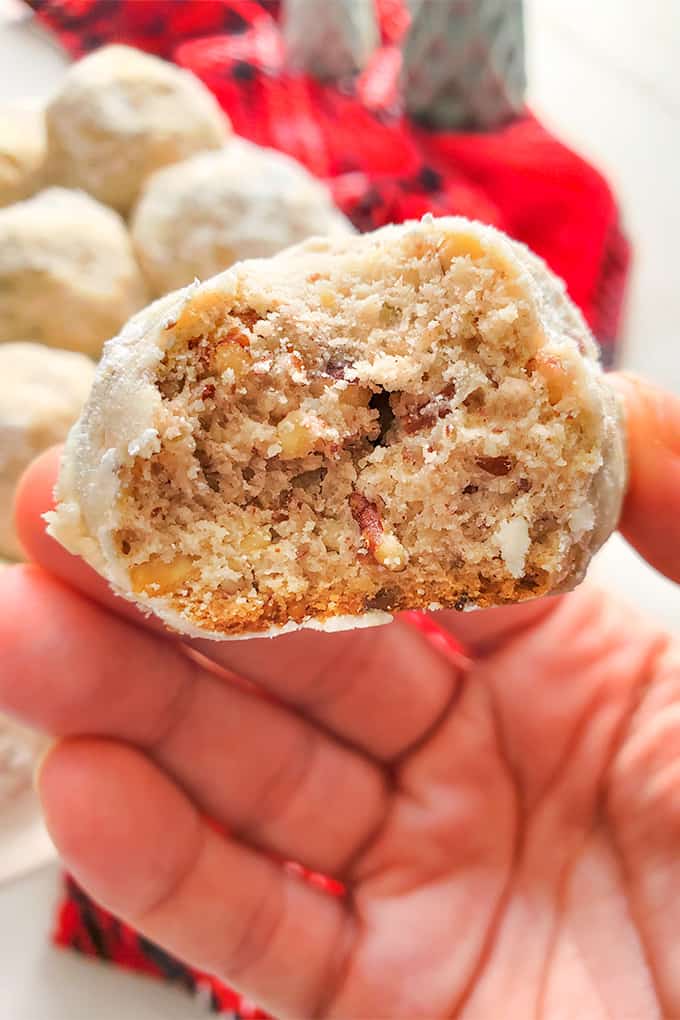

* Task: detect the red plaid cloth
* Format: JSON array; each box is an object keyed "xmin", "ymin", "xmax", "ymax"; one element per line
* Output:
[
  {"xmin": 29, "ymin": 0, "xmax": 631, "ymax": 1013},
  {"xmin": 55, "ymin": 872, "xmax": 342, "ymax": 1018},
  {"xmin": 55, "ymin": 876, "xmax": 268, "ymax": 1016}
]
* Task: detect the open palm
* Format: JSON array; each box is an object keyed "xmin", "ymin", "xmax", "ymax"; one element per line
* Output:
[{"xmin": 1, "ymin": 373, "xmax": 679, "ymax": 1019}]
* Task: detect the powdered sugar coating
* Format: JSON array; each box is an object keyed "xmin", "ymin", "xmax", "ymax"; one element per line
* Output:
[
  {"xmin": 0, "ymin": 102, "xmax": 45, "ymax": 208},
  {"xmin": 131, "ymin": 139, "xmax": 354, "ymax": 296},
  {"xmin": 0, "ymin": 188, "xmax": 147, "ymax": 355},
  {"xmin": 46, "ymin": 45, "xmax": 230, "ymax": 215},
  {"xmin": 0, "ymin": 342, "xmax": 95, "ymax": 559}
]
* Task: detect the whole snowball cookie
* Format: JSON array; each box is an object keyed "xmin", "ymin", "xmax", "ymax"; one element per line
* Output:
[
  {"xmin": 131, "ymin": 138, "xmax": 354, "ymax": 296},
  {"xmin": 0, "ymin": 342, "xmax": 95, "ymax": 560},
  {"xmin": 0, "ymin": 188, "xmax": 148, "ymax": 356},
  {"xmin": 45, "ymin": 45, "xmax": 231, "ymax": 215},
  {"xmin": 0, "ymin": 103, "xmax": 45, "ymax": 208}
]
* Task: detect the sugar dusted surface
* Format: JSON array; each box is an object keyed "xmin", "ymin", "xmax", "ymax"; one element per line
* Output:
[
  {"xmin": 0, "ymin": 102, "xmax": 45, "ymax": 208},
  {"xmin": 45, "ymin": 45, "xmax": 230, "ymax": 215},
  {"xmin": 0, "ymin": 342, "xmax": 95, "ymax": 559},
  {"xmin": 0, "ymin": 188, "xmax": 147, "ymax": 356},
  {"xmin": 132, "ymin": 139, "xmax": 354, "ymax": 297}
]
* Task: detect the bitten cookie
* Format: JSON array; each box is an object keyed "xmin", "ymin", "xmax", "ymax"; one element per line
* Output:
[
  {"xmin": 45, "ymin": 45, "xmax": 230, "ymax": 215},
  {"xmin": 48, "ymin": 217, "xmax": 625, "ymax": 639},
  {"xmin": 0, "ymin": 342, "xmax": 95, "ymax": 560},
  {"xmin": 131, "ymin": 139, "xmax": 354, "ymax": 297},
  {"xmin": 0, "ymin": 188, "xmax": 147, "ymax": 356}
]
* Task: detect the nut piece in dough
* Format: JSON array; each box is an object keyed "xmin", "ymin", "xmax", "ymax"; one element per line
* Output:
[
  {"xmin": 48, "ymin": 216, "xmax": 625, "ymax": 639},
  {"xmin": 0, "ymin": 342, "xmax": 95, "ymax": 560},
  {"xmin": 0, "ymin": 188, "xmax": 148, "ymax": 356},
  {"xmin": 0, "ymin": 103, "xmax": 45, "ymax": 208},
  {"xmin": 45, "ymin": 44, "xmax": 231, "ymax": 215},
  {"xmin": 131, "ymin": 139, "xmax": 354, "ymax": 296}
]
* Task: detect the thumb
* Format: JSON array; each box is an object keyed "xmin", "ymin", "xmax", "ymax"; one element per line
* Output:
[{"xmin": 611, "ymin": 372, "xmax": 680, "ymax": 584}]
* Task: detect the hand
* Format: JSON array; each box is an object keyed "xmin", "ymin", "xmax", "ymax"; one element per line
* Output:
[{"xmin": 1, "ymin": 373, "xmax": 679, "ymax": 1019}]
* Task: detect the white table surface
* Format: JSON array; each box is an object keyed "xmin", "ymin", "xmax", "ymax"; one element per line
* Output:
[{"xmin": 1, "ymin": 0, "xmax": 680, "ymax": 1016}]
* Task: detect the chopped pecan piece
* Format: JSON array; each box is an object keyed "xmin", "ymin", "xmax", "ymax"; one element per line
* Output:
[
  {"xmin": 402, "ymin": 406, "xmax": 435, "ymax": 434},
  {"xmin": 325, "ymin": 356, "xmax": 350, "ymax": 380},
  {"xmin": 476, "ymin": 455, "xmax": 513, "ymax": 476},
  {"xmin": 235, "ymin": 307, "xmax": 260, "ymax": 330},
  {"xmin": 221, "ymin": 323, "xmax": 251, "ymax": 348},
  {"xmin": 349, "ymin": 492, "xmax": 382, "ymax": 547},
  {"xmin": 365, "ymin": 588, "xmax": 398, "ymax": 611},
  {"xmin": 349, "ymin": 492, "xmax": 408, "ymax": 571},
  {"xmin": 402, "ymin": 383, "xmax": 456, "ymax": 434}
]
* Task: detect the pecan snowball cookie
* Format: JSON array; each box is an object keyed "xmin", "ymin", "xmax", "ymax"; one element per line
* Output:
[
  {"xmin": 0, "ymin": 188, "xmax": 147, "ymax": 356},
  {"xmin": 131, "ymin": 139, "xmax": 354, "ymax": 297},
  {"xmin": 45, "ymin": 45, "xmax": 230, "ymax": 216},
  {"xmin": 0, "ymin": 103, "xmax": 45, "ymax": 208},
  {"xmin": 0, "ymin": 343, "xmax": 95, "ymax": 561},
  {"xmin": 48, "ymin": 216, "xmax": 625, "ymax": 639}
]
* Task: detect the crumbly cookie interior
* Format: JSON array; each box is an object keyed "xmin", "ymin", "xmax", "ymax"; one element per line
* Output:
[{"xmin": 114, "ymin": 228, "xmax": 602, "ymax": 634}]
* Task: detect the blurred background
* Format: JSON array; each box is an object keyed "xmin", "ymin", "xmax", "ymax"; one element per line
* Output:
[{"xmin": 0, "ymin": 1, "xmax": 678, "ymax": 1017}]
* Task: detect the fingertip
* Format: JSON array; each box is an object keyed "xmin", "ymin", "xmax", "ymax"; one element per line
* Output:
[
  {"xmin": 37, "ymin": 736, "xmax": 200, "ymax": 918},
  {"xmin": 0, "ymin": 561, "xmax": 58, "ymax": 639},
  {"xmin": 0, "ymin": 565, "xmax": 103, "ymax": 733},
  {"xmin": 610, "ymin": 371, "xmax": 680, "ymax": 464},
  {"xmin": 14, "ymin": 444, "xmax": 62, "ymax": 519},
  {"xmin": 609, "ymin": 372, "xmax": 680, "ymax": 582},
  {"xmin": 37, "ymin": 738, "xmax": 172, "ymax": 917},
  {"xmin": 36, "ymin": 736, "xmax": 100, "ymax": 862},
  {"xmin": 0, "ymin": 560, "xmax": 99, "ymax": 659},
  {"xmin": 13, "ymin": 445, "xmax": 63, "ymax": 562}
]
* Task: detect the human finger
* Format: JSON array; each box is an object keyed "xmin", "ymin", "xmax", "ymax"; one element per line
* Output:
[
  {"xmin": 39, "ymin": 738, "xmax": 353, "ymax": 1019},
  {"xmin": 610, "ymin": 372, "xmax": 680, "ymax": 584},
  {"xmin": 0, "ymin": 564, "xmax": 387, "ymax": 876}
]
